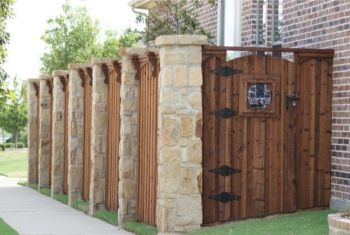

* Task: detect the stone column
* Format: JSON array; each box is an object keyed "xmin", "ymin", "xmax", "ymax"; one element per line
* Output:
[
  {"xmin": 38, "ymin": 76, "xmax": 52, "ymax": 189},
  {"xmin": 67, "ymin": 64, "xmax": 85, "ymax": 205},
  {"xmin": 118, "ymin": 48, "xmax": 146, "ymax": 226},
  {"xmin": 51, "ymin": 70, "xmax": 68, "ymax": 196},
  {"xmin": 155, "ymin": 35, "xmax": 207, "ymax": 234},
  {"xmin": 89, "ymin": 58, "xmax": 109, "ymax": 215},
  {"xmin": 27, "ymin": 79, "xmax": 40, "ymax": 185}
]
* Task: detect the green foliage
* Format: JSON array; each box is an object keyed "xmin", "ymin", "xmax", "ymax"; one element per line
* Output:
[
  {"xmin": 3, "ymin": 143, "xmax": 15, "ymax": 148},
  {"xmin": 72, "ymin": 200, "xmax": 89, "ymax": 214},
  {"xmin": 0, "ymin": 218, "xmax": 18, "ymax": 235},
  {"xmin": 0, "ymin": 0, "xmax": 14, "ymax": 63},
  {"xmin": 15, "ymin": 142, "xmax": 25, "ymax": 148},
  {"xmin": 93, "ymin": 209, "xmax": 117, "ymax": 225},
  {"xmin": 188, "ymin": 209, "xmax": 335, "ymax": 235},
  {"xmin": 124, "ymin": 221, "xmax": 158, "ymax": 235},
  {"xmin": 0, "ymin": 144, "xmax": 4, "ymax": 151},
  {"xmin": 41, "ymin": 1, "xmax": 141, "ymax": 74},
  {"xmin": 136, "ymin": 0, "xmax": 214, "ymax": 43},
  {"xmin": 40, "ymin": 2, "xmax": 100, "ymax": 74},
  {"xmin": 39, "ymin": 187, "xmax": 51, "ymax": 197},
  {"xmin": 0, "ymin": 77, "xmax": 28, "ymax": 146}
]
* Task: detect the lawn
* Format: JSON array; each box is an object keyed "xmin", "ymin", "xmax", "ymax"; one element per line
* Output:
[
  {"xmin": 188, "ymin": 209, "xmax": 333, "ymax": 235},
  {"xmin": 0, "ymin": 149, "xmax": 27, "ymax": 178},
  {"xmin": 0, "ymin": 218, "xmax": 18, "ymax": 235}
]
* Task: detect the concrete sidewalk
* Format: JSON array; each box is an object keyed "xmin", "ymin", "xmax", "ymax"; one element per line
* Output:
[{"xmin": 0, "ymin": 176, "xmax": 133, "ymax": 235}]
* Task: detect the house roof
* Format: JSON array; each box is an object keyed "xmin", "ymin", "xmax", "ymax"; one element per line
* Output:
[{"xmin": 128, "ymin": 0, "xmax": 157, "ymax": 9}]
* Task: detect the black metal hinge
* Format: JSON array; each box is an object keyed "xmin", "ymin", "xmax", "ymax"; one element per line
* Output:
[
  {"xmin": 209, "ymin": 192, "xmax": 241, "ymax": 203},
  {"xmin": 210, "ymin": 108, "xmax": 237, "ymax": 118},
  {"xmin": 209, "ymin": 165, "xmax": 241, "ymax": 176},
  {"xmin": 213, "ymin": 66, "xmax": 242, "ymax": 77}
]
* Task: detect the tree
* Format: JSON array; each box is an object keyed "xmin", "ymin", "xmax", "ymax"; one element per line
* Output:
[
  {"xmin": 40, "ymin": 2, "xmax": 100, "ymax": 74},
  {"xmin": 136, "ymin": 0, "xmax": 214, "ymax": 43},
  {"xmin": 98, "ymin": 29, "xmax": 141, "ymax": 58},
  {"xmin": 41, "ymin": 2, "xmax": 141, "ymax": 73},
  {"xmin": 0, "ymin": 0, "xmax": 14, "ymax": 63},
  {"xmin": 0, "ymin": 77, "xmax": 28, "ymax": 147}
]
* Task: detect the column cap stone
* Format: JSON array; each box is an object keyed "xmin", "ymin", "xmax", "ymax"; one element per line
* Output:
[
  {"xmin": 119, "ymin": 47, "xmax": 148, "ymax": 57},
  {"xmin": 39, "ymin": 75, "xmax": 52, "ymax": 81},
  {"xmin": 27, "ymin": 78, "xmax": 40, "ymax": 83},
  {"xmin": 52, "ymin": 70, "xmax": 69, "ymax": 77},
  {"xmin": 155, "ymin": 35, "xmax": 208, "ymax": 47},
  {"xmin": 91, "ymin": 57, "xmax": 118, "ymax": 65},
  {"xmin": 67, "ymin": 63, "xmax": 91, "ymax": 70}
]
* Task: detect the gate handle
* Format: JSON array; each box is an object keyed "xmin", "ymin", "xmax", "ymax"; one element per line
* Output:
[{"xmin": 286, "ymin": 93, "xmax": 300, "ymax": 109}]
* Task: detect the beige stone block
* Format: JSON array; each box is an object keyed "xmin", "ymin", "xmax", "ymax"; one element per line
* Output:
[
  {"xmin": 161, "ymin": 67, "xmax": 174, "ymax": 86},
  {"xmin": 195, "ymin": 112, "xmax": 202, "ymax": 138},
  {"xmin": 187, "ymin": 139, "xmax": 202, "ymax": 163},
  {"xmin": 160, "ymin": 52, "xmax": 186, "ymax": 65},
  {"xmin": 180, "ymin": 116, "xmax": 193, "ymax": 137},
  {"xmin": 162, "ymin": 117, "xmax": 180, "ymax": 146},
  {"xmin": 157, "ymin": 206, "xmax": 176, "ymax": 233},
  {"xmin": 188, "ymin": 66, "xmax": 202, "ymax": 86},
  {"xmin": 174, "ymin": 65, "xmax": 188, "ymax": 87},
  {"xmin": 120, "ymin": 181, "xmax": 136, "ymax": 198},
  {"xmin": 159, "ymin": 105, "xmax": 176, "ymax": 114},
  {"xmin": 188, "ymin": 92, "xmax": 202, "ymax": 110},
  {"xmin": 163, "ymin": 89, "xmax": 179, "ymax": 104},
  {"xmin": 175, "ymin": 195, "xmax": 202, "ymax": 226},
  {"xmin": 159, "ymin": 147, "xmax": 181, "ymax": 165},
  {"xmin": 179, "ymin": 167, "xmax": 200, "ymax": 194}
]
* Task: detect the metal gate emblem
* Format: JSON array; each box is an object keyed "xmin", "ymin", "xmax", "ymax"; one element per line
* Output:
[{"xmin": 247, "ymin": 83, "xmax": 272, "ymax": 109}]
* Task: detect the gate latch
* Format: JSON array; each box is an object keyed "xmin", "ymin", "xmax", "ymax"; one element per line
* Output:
[
  {"xmin": 209, "ymin": 192, "xmax": 241, "ymax": 203},
  {"xmin": 286, "ymin": 93, "xmax": 300, "ymax": 109}
]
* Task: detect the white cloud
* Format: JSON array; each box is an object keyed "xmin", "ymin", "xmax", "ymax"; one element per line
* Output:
[{"xmin": 3, "ymin": 0, "xmax": 143, "ymax": 80}]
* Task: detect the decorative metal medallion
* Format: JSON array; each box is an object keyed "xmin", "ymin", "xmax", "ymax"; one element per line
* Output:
[
  {"xmin": 209, "ymin": 165, "xmax": 241, "ymax": 176},
  {"xmin": 210, "ymin": 108, "xmax": 237, "ymax": 118},
  {"xmin": 209, "ymin": 192, "xmax": 241, "ymax": 203},
  {"xmin": 247, "ymin": 83, "xmax": 272, "ymax": 109}
]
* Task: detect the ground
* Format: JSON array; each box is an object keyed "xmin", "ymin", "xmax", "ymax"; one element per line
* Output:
[
  {"xmin": 0, "ymin": 218, "xmax": 18, "ymax": 235},
  {"xmin": 0, "ymin": 149, "xmax": 27, "ymax": 178}
]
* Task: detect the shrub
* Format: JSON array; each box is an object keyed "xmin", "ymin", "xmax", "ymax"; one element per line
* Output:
[
  {"xmin": 0, "ymin": 144, "xmax": 5, "ymax": 151},
  {"xmin": 4, "ymin": 143, "xmax": 14, "ymax": 148},
  {"xmin": 16, "ymin": 142, "xmax": 25, "ymax": 148}
]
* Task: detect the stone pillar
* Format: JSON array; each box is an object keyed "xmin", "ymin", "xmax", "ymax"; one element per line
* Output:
[
  {"xmin": 118, "ymin": 48, "xmax": 146, "ymax": 226},
  {"xmin": 67, "ymin": 64, "xmax": 85, "ymax": 205},
  {"xmin": 27, "ymin": 79, "xmax": 40, "ymax": 185},
  {"xmin": 89, "ymin": 58, "xmax": 109, "ymax": 215},
  {"xmin": 155, "ymin": 35, "xmax": 207, "ymax": 234},
  {"xmin": 38, "ymin": 76, "xmax": 52, "ymax": 189},
  {"xmin": 51, "ymin": 70, "xmax": 68, "ymax": 196}
]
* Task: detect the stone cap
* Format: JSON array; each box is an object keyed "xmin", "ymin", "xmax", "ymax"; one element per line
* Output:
[
  {"xmin": 155, "ymin": 35, "xmax": 208, "ymax": 46},
  {"xmin": 128, "ymin": 0, "xmax": 156, "ymax": 9},
  {"xmin": 119, "ymin": 47, "xmax": 148, "ymax": 57},
  {"xmin": 39, "ymin": 75, "xmax": 52, "ymax": 81},
  {"xmin": 27, "ymin": 78, "xmax": 40, "ymax": 83},
  {"xmin": 90, "ymin": 57, "xmax": 117, "ymax": 65},
  {"xmin": 67, "ymin": 63, "xmax": 91, "ymax": 70},
  {"xmin": 52, "ymin": 70, "xmax": 69, "ymax": 77}
]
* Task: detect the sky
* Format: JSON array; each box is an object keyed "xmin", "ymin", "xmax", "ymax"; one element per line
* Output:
[{"xmin": 3, "ymin": 0, "xmax": 144, "ymax": 81}]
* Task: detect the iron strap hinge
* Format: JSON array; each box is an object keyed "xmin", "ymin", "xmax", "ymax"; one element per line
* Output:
[
  {"xmin": 212, "ymin": 66, "xmax": 242, "ymax": 77},
  {"xmin": 209, "ymin": 192, "xmax": 241, "ymax": 203},
  {"xmin": 210, "ymin": 108, "xmax": 237, "ymax": 118},
  {"xmin": 209, "ymin": 165, "xmax": 241, "ymax": 176}
]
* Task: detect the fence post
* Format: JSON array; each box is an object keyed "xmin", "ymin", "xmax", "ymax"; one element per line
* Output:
[
  {"xmin": 51, "ymin": 71, "xmax": 68, "ymax": 196},
  {"xmin": 38, "ymin": 76, "xmax": 53, "ymax": 189},
  {"xmin": 118, "ymin": 48, "xmax": 146, "ymax": 226},
  {"xmin": 155, "ymin": 35, "xmax": 207, "ymax": 233},
  {"xmin": 89, "ymin": 58, "xmax": 109, "ymax": 215},
  {"xmin": 67, "ymin": 64, "xmax": 85, "ymax": 205},
  {"xmin": 27, "ymin": 79, "xmax": 40, "ymax": 185}
]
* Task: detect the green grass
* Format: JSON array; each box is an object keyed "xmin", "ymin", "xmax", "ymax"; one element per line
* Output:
[
  {"xmin": 93, "ymin": 209, "xmax": 118, "ymax": 225},
  {"xmin": 72, "ymin": 200, "xmax": 89, "ymax": 214},
  {"xmin": 53, "ymin": 193, "xmax": 68, "ymax": 204},
  {"xmin": 38, "ymin": 187, "xmax": 51, "ymax": 197},
  {"xmin": 0, "ymin": 149, "xmax": 27, "ymax": 178},
  {"xmin": 124, "ymin": 221, "xmax": 158, "ymax": 235},
  {"xmin": 0, "ymin": 218, "xmax": 18, "ymax": 235},
  {"xmin": 188, "ymin": 209, "xmax": 334, "ymax": 235}
]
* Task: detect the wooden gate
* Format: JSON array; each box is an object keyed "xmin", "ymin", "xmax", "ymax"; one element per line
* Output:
[
  {"xmin": 202, "ymin": 46, "xmax": 333, "ymax": 224},
  {"xmin": 105, "ymin": 61, "xmax": 121, "ymax": 211},
  {"xmin": 82, "ymin": 68, "xmax": 93, "ymax": 201},
  {"xmin": 136, "ymin": 52, "xmax": 159, "ymax": 225},
  {"xmin": 63, "ymin": 75, "xmax": 69, "ymax": 194}
]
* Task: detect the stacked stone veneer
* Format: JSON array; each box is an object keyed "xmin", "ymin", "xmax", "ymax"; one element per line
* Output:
[
  {"xmin": 118, "ymin": 48, "xmax": 146, "ymax": 225},
  {"xmin": 51, "ymin": 70, "xmax": 68, "ymax": 196},
  {"xmin": 38, "ymin": 76, "xmax": 52, "ymax": 189},
  {"xmin": 155, "ymin": 35, "xmax": 207, "ymax": 233},
  {"xmin": 27, "ymin": 79, "xmax": 40, "ymax": 184},
  {"xmin": 67, "ymin": 64, "xmax": 85, "ymax": 205},
  {"xmin": 89, "ymin": 58, "xmax": 109, "ymax": 215},
  {"xmin": 282, "ymin": 0, "xmax": 350, "ymax": 209}
]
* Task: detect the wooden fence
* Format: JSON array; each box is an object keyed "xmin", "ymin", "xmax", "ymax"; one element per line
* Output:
[
  {"xmin": 201, "ymin": 46, "xmax": 333, "ymax": 224},
  {"xmin": 105, "ymin": 61, "xmax": 122, "ymax": 211},
  {"xmin": 136, "ymin": 52, "xmax": 159, "ymax": 225}
]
